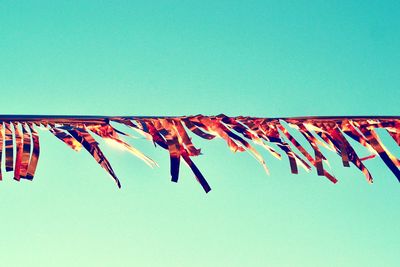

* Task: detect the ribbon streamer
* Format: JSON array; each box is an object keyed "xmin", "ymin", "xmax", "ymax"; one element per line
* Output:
[{"xmin": 0, "ymin": 115, "xmax": 398, "ymax": 192}]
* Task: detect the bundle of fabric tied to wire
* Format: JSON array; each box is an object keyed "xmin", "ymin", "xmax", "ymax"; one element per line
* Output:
[{"xmin": 0, "ymin": 114, "xmax": 399, "ymax": 193}]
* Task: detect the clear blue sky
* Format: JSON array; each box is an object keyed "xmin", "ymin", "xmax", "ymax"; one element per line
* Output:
[{"xmin": 1, "ymin": 1, "xmax": 399, "ymax": 266}]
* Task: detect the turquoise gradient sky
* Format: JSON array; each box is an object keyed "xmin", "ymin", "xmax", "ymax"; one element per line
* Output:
[{"xmin": 1, "ymin": 1, "xmax": 399, "ymax": 266}]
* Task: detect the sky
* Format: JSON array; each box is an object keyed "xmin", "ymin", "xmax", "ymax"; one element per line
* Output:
[{"xmin": 0, "ymin": 1, "xmax": 399, "ymax": 266}]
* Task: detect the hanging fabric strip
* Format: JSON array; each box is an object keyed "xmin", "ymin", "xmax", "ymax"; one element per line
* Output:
[
  {"xmin": 328, "ymin": 124, "xmax": 373, "ymax": 183},
  {"xmin": 13, "ymin": 122, "xmax": 24, "ymax": 181},
  {"xmin": 297, "ymin": 123, "xmax": 328, "ymax": 176},
  {"xmin": 19, "ymin": 123, "xmax": 32, "ymax": 179},
  {"xmin": 155, "ymin": 119, "xmax": 182, "ymax": 183},
  {"xmin": 359, "ymin": 126, "xmax": 400, "ymax": 182},
  {"xmin": 87, "ymin": 124, "xmax": 157, "ymax": 168},
  {"xmin": 4, "ymin": 122, "xmax": 14, "ymax": 172},
  {"xmin": 26, "ymin": 123, "xmax": 40, "ymax": 180},
  {"xmin": 67, "ymin": 127, "xmax": 121, "ymax": 188},
  {"xmin": 181, "ymin": 150, "xmax": 211, "ymax": 193},
  {"xmin": 172, "ymin": 119, "xmax": 201, "ymax": 156}
]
